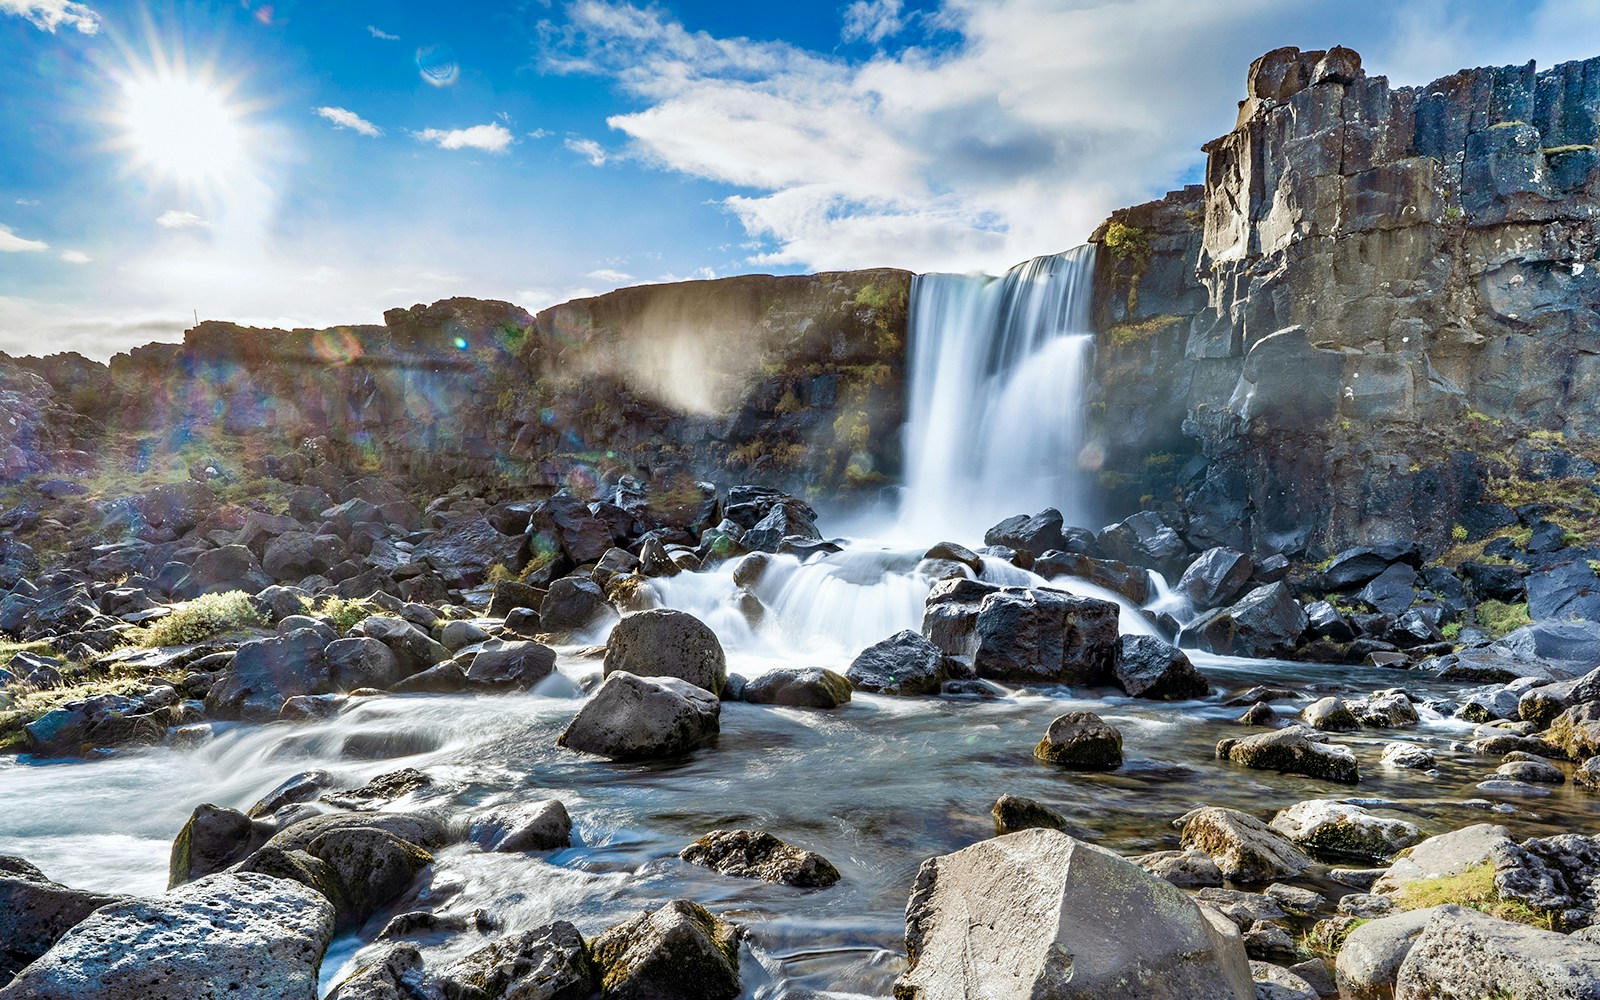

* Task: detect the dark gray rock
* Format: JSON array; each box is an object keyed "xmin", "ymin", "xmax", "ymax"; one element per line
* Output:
[
  {"xmin": 741, "ymin": 667, "xmax": 852, "ymax": 708},
  {"xmin": 1395, "ymin": 904, "xmax": 1600, "ymax": 998},
  {"xmin": 325, "ymin": 637, "xmax": 402, "ymax": 692},
  {"xmin": 558, "ymin": 671, "xmax": 720, "ymax": 760},
  {"xmin": 847, "ymin": 629, "xmax": 951, "ymax": 695},
  {"xmin": 1179, "ymin": 582, "xmax": 1308, "ymax": 659},
  {"xmin": 204, "ymin": 628, "xmax": 331, "ymax": 721},
  {"xmin": 1176, "ymin": 547, "xmax": 1253, "ymax": 609},
  {"xmin": 349, "ymin": 616, "xmax": 449, "ymax": 676},
  {"xmin": 1356, "ymin": 562, "xmax": 1419, "ymax": 616},
  {"xmin": 589, "ymin": 899, "xmax": 741, "ymax": 1000},
  {"xmin": 1528, "ymin": 559, "xmax": 1600, "ymax": 622},
  {"xmin": 1116, "ymin": 635, "xmax": 1210, "ymax": 699},
  {"xmin": 539, "ymin": 577, "xmax": 616, "ymax": 634},
  {"xmin": 603, "ymin": 608, "xmax": 726, "ymax": 695},
  {"xmin": 1216, "ymin": 726, "xmax": 1359, "ymax": 784},
  {"xmin": 0, "ymin": 858, "xmax": 129, "ymax": 985},
  {"xmin": 1321, "ymin": 545, "xmax": 1416, "ymax": 590},
  {"xmin": 984, "ymin": 508, "xmax": 1069, "ymax": 558},
  {"xmin": 468, "ymin": 799, "xmax": 573, "ymax": 853},
  {"xmin": 991, "ymin": 794, "xmax": 1071, "ymax": 836},
  {"xmin": 436, "ymin": 922, "xmax": 595, "ymax": 1000},
  {"xmin": 169, "ymin": 803, "xmax": 273, "ymax": 888},
  {"xmin": 680, "ymin": 829, "xmax": 840, "ymax": 887},
  {"xmin": 1034, "ymin": 711, "xmax": 1123, "ymax": 770},
  {"xmin": 464, "ymin": 639, "xmax": 557, "ymax": 690},
  {"xmin": 325, "ymin": 943, "xmax": 423, "ymax": 1000},
  {"xmin": 970, "ymin": 587, "xmax": 1120, "ymax": 684}
]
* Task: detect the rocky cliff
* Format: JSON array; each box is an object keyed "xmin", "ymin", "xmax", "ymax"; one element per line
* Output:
[
  {"xmin": 1088, "ymin": 46, "xmax": 1600, "ymax": 562},
  {"xmin": 0, "ymin": 270, "xmax": 909, "ymax": 505}
]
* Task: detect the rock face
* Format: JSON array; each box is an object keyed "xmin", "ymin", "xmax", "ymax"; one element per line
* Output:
[
  {"xmin": 895, "ymin": 828, "xmax": 1255, "ymax": 999},
  {"xmin": 603, "ymin": 609, "xmax": 727, "ymax": 696},
  {"xmin": 0, "ymin": 872, "xmax": 335, "ymax": 999},
  {"xmin": 588, "ymin": 899, "xmax": 741, "ymax": 1000},
  {"xmin": 0, "ymin": 858, "xmax": 129, "ymax": 985},
  {"xmin": 1395, "ymin": 904, "xmax": 1600, "ymax": 998},
  {"xmin": 1086, "ymin": 46, "xmax": 1600, "ymax": 560},
  {"xmin": 679, "ymin": 829, "xmax": 841, "ymax": 887},
  {"xmin": 558, "ymin": 671, "xmax": 720, "ymax": 760}
]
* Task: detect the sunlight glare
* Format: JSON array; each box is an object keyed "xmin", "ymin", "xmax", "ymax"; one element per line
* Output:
[{"xmin": 121, "ymin": 71, "xmax": 244, "ymax": 182}]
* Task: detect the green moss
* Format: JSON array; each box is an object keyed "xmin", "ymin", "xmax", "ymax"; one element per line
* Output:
[
  {"xmin": 0, "ymin": 641, "xmax": 55, "ymax": 666},
  {"xmin": 1451, "ymin": 524, "xmax": 1469, "ymax": 542},
  {"xmin": 1441, "ymin": 621, "xmax": 1462, "ymax": 641},
  {"xmin": 134, "ymin": 591, "xmax": 265, "ymax": 647},
  {"xmin": 1544, "ymin": 144, "xmax": 1598, "ymax": 155},
  {"xmin": 1488, "ymin": 120, "xmax": 1529, "ymax": 130},
  {"xmin": 1476, "ymin": 600, "xmax": 1531, "ymax": 639},
  {"xmin": 1105, "ymin": 314, "xmax": 1183, "ymax": 349},
  {"xmin": 313, "ymin": 597, "xmax": 389, "ymax": 635},
  {"xmin": 853, "ymin": 283, "xmax": 895, "ymax": 310},
  {"xmin": 1393, "ymin": 861, "xmax": 1555, "ymax": 929},
  {"xmin": 1103, "ymin": 222, "xmax": 1154, "ymax": 313}
]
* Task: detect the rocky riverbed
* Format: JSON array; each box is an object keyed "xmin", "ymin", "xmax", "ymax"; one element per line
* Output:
[{"xmin": 5, "ymin": 461, "xmax": 1600, "ymax": 999}]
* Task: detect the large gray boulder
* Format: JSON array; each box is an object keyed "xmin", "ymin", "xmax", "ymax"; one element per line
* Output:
[
  {"xmin": 0, "ymin": 857, "xmax": 129, "ymax": 986},
  {"xmin": 325, "ymin": 637, "xmax": 402, "ymax": 692},
  {"xmin": 1176, "ymin": 546, "xmax": 1254, "ymax": 609},
  {"xmin": 434, "ymin": 922, "xmax": 595, "ymax": 1000},
  {"xmin": 895, "ymin": 828, "xmax": 1254, "ymax": 999},
  {"xmin": 169, "ymin": 803, "xmax": 274, "ymax": 888},
  {"xmin": 204, "ymin": 628, "xmax": 332, "ymax": 721},
  {"xmin": 468, "ymin": 799, "xmax": 573, "ymax": 853},
  {"xmin": 348, "ymin": 616, "xmax": 449, "ymax": 676},
  {"xmin": 1179, "ymin": 582, "xmax": 1308, "ymax": 659},
  {"xmin": 1334, "ymin": 906, "xmax": 1442, "ymax": 1000},
  {"xmin": 1395, "ymin": 904, "xmax": 1600, "ymax": 998},
  {"xmin": 463, "ymin": 639, "xmax": 557, "ymax": 690},
  {"xmin": 1269, "ymin": 800, "xmax": 1421, "ymax": 861},
  {"xmin": 558, "ymin": 671, "xmax": 720, "ymax": 760},
  {"xmin": 741, "ymin": 667, "xmax": 852, "ymax": 708},
  {"xmin": 0, "ymin": 872, "xmax": 334, "ymax": 999},
  {"xmin": 972, "ymin": 588, "xmax": 1120, "ymax": 684},
  {"xmin": 1216, "ymin": 726, "xmax": 1359, "ymax": 784},
  {"xmin": 1492, "ymin": 833, "xmax": 1600, "ymax": 926},
  {"xmin": 1116, "ymin": 634, "xmax": 1211, "ymax": 699},
  {"xmin": 589, "ymin": 899, "xmax": 740, "ymax": 1000},
  {"xmin": 603, "ymin": 608, "xmax": 727, "ymax": 696},
  {"xmin": 847, "ymin": 629, "xmax": 950, "ymax": 695},
  {"xmin": 324, "ymin": 943, "xmax": 423, "ymax": 1000},
  {"xmin": 1034, "ymin": 711, "xmax": 1123, "ymax": 770},
  {"xmin": 1372, "ymin": 823, "xmax": 1513, "ymax": 896},
  {"xmin": 1179, "ymin": 806, "xmax": 1312, "ymax": 882}
]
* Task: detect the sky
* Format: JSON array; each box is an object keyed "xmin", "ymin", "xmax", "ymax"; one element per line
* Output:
[{"xmin": 1, "ymin": 0, "xmax": 1599, "ymax": 359}]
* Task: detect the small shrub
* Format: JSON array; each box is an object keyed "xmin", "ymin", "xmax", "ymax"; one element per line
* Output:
[
  {"xmin": 1451, "ymin": 524, "xmax": 1468, "ymax": 542},
  {"xmin": 1477, "ymin": 600, "xmax": 1531, "ymax": 639},
  {"xmin": 1441, "ymin": 621, "xmax": 1463, "ymax": 641},
  {"xmin": 135, "ymin": 592, "xmax": 265, "ymax": 647},
  {"xmin": 316, "ymin": 597, "xmax": 387, "ymax": 635}
]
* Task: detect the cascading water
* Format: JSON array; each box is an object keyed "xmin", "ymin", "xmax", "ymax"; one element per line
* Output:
[{"xmin": 898, "ymin": 244, "xmax": 1099, "ymax": 541}]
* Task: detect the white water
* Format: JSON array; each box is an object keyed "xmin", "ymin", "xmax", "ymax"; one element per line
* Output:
[{"xmin": 898, "ymin": 245, "xmax": 1098, "ymax": 541}]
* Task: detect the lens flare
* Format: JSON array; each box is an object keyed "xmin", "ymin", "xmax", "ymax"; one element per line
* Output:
[
  {"xmin": 120, "ymin": 70, "xmax": 244, "ymax": 183},
  {"xmin": 416, "ymin": 45, "xmax": 459, "ymax": 87}
]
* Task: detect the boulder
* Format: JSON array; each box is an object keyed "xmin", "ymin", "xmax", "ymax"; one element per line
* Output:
[
  {"xmin": 263, "ymin": 531, "xmax": 339, "ymax": 580},
  {"xmin": 0, "ymin": 872, "xmax": 334, "ymax": 999},
  {"xmin": 1216, "ymin": 726, "xmax": 1359, "ymax": 784},
  {"xmin": 169, "ymin": 803, "xmax": 274, "ymax": 888},
  {"xmin": 1251, "ymin": 961, "xmax": 1318, "ymax": 1000},
  {"xmin": 1333, "ymin": 907, "xmax": 1441, "ymax": 1000},
  {"xmin": 895, "ymin": 828, "xmax": 1254, "ymax": 999},
  {"xmin": 287, "ymin": 826, "xmax": 434, "ymax": 930},
  {"xmin": 325, "ymin": 943, "xmax": 424, "ymax": 1000},
  {"xmin": 486, "ymin": 578, "xmax": 545, "ymax": 619},
  {"xmin": 539, "ymin": 577, "xmax": 616, "ymax": 635},
  {"xmin": 1096, "ymin": 510, "xmax": 1189, "ymax": 576},
  {"xmin": 967, "ymin": 587, "xmax": 1120, "ymax": 684},
  {"xmin": 181, "ymin": 545, "xmax": 272, "ymax": 598},
  {"xmin": 1372, "ymin": 823, "xmax": 1513, "ymax": 896},
  {"xmin": 1034, "ymin": 711, "xmax": 1123, "ymax": 770},
  {"xmin": 1395, "ymin": 904, "xmax": 1600, "ymax": 998},
  {"xmin": 984, "ymin": 508, "xmax": 1070, "ymax": 558},
  {"xmin": 1179, "ymin": 582, "xmax": 1308, "ymax": 659},
  {"xmin": 205, "ymin": 628, "xmax": 331, "ymax": 722},
  {"xmin": 435, "ymin": 922, "xmax": 595, "ymax": 1000},
  {"xmin": 1381, "ymin": 742, "xmax": 1436, "ymax": 769},
  {"xmin": 1492, "ymin": 833, "xmax": 1600, "ymax": 926},
  {"xmin": 348, "ymin": 616, "xmax": 449, "ymax": 676},
  {"xmin": 1268, "ymin": 800, "xmax": 1421, "ymax": 861},
  {"xmin": 257, "ymin": 811, "xmax": 449, "ymax": 856},
  {"xmin": 741, "ymin": 667, "xmax": 852, "ymax": 708},
  {"xmin": 1180, "ymin": 807, "xmax": 1312, "ymax": 882},
  {"xmin": 603, "ymin": 608, "xmax": 727, "ymax": 696},
  {"xmin": 992, "ymin": 794, "xmax": 1071, "ymax": 837},
  {"xmin": 1357, "ymin": 562, "xmax": 1419, "ymax": 617},
  {"xmin": 1133, "ymin": 848, "xmax": 1225, "ymax": 888},
  {"xmin": 847, "ymin": 630, "xmax": 950, "ymax": 695},
  {"xmin": 589, "ymin": 899, "xmax": 741, "ymax": 1000},
  {"xmin": 1116, "ymin": 635, "xmax": 1211, "ymax": 699},
  {"xmin": 468, "ymin": 799, "xmax": 573, "ymax": 853},
  {"xmin": 679, "ymin": 829, "xmax": 840, "ymax": 888},
  {"xmin": 463, "ymin": 639, "xmax": 557, "ymax": 690},
  {"xmin": 1176, "ymin": 547, "xmax": 1254, "ymax": 609},
  {"xmin": 325, "ymin": 637, "xmax": 402, "ymax": 692},
  {"xmin": 1301, "ymin": 696, "xmax": 1359, "ymax": 732},
  {"xmin": 23, "ymin": 686, "xmax": 183, "ymax": 756},
  {"xmin": 558, "ymin": 671, "xmax": 720, "ymax": 760},
  {"xmin": 0, "ymin": 858, "xmax": 129, "ymax": 985},
  {"xmin": 1321, "ymin": 545, "xmax": 1415, "ymax": 590},
  {"xmin": 1547, "ymin": 702, "xmax": 1600, "ymax": 761}
]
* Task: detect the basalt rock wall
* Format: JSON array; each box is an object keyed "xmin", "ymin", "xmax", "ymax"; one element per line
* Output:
[
  {"xmin": 1, "ymin": 270, "xmax": 910, "ymax": 502},
  {"xmin": 1087, "ymin": 46, "xmax": 1600, "ymax": 561}
]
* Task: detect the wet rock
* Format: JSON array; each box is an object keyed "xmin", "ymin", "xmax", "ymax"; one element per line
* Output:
[
  {"xmin": 248, "ymin": 770, "xmax": 337, "ymax": 818},
  {"xmin": 1349, "ymin": 689, "xmax": 1420, "ymax": 728},
  {"xmin": 1216, "ymin": 726, "xmax": 1359, "ymax": 784},
  {"xmin": 925, "ymin": 541, "xmax": 982, "ymax": 573},
  {"xmin": 259, "ymin": 810, "xmax": 449, "ymax": 855},
  {"xmin": 0, "ymin": 857, "xmax": 129, "ymax": 985},
  {"xmin": 1180, "ymin": 582, "xmax": 1308, "ymax": 659},
  {"xmin": 23, "ymin": 685, "xmax": 183, "ymax": 756},
  {"xmin": 436, "ymin": 921, "xmax": 596, "ymax": 1000},
  {"xmin": 1356, "ymin": 563, "xmax": 1418, "ymax": 617},
  {"xmin": 1578, "ymin": 757, "xmax": 1600, "ymax": 791},
  {"xmin": 468, "ymin": 799, "xmax": 572, "ymax": 853},
  {"xmin": 1096, "ymin": 510, "xmax": 1189, "ymax": 576},
  {"xmin": 299, "ymin": 826, "xmax": 434, "ymax": 929},
  {"xmin": 1180, "ymin": 806, "xmax": 1312, "ymax": 882},
  {"xmin": 1251, "ymin": 960, "xmax": 1316, "ymax": 999},
  {"xmin": 326, "ymin": 637, "xmax": 402, "ymax": 692},
  {"xmin": 589, "ymin": 898, "xmax": 741, "ymax": 1000},
  {"xmin": 169, "ymin": 803, "xmax": 274, "ymax": 888},
  {"xmin": 0, "ymin": 871, "xmax": 334, "ymax": 999},
  {"xmin": 1116, "ymin": 634, "xmax": 1210, "ymax": 699},
  {"xmin": 983, "ymin": 509, "xmax": 1069, "ymax": 559},
  {"xmin": 321, "ymin": 768, "xmax": 434, "ymax": 810},
  {"xmin": 1497, "ymin": 757, "xmax": 1564, "ymax": 783},
  {"xmin": 1458, "ymin": 686, "xmax": 1520, "ymax": 723},
  {"xmin": 1176, "ymin": 546, "xmax": 1254, "ymax": 609},
  {"xmin": 1224, "ymin": 685, "xmax": 1303, "ymax": 706},
  {"xmin": 1373, "ymin": 823, "xmax": 1513, "ymax": 895},
  {"xmin": 603, "ymin": 608, "xmax": 727, "ymax": 696},
  {"xmin": 1333, "ymin": 906, "xmax": 1440, "ymax": 1000},
  {"xmin": 1265, "ymin": 883, "xmax": 1324, "ymax": 916},
  {"xmin": 1033, "ymin": 711, "xmax": 1122, "ymax": 770},
  {"xmin": 1381, "ymin": 742, "xmax": 1436, "ymax": 769},
  {"xmin": 1321, "ymin": 545, "xmax": 1414, "ymax": 590},
  {"xmin": 205, "ymin": 628, "xmax": 331, "ymax": 722},
  {"xmin": 349, "ymin": 616, "xmax": 450, "ymax": 676},
  {"xmin": 486, "ymin": 578, "xmax": 545, "ymax": 619},
  {"xmin": 538, "ymin": 576, "xmax": 615, "ymax": 636},
  {"xmin": 558, "ymin": 671, "xmax": 720, "ymax": 760},
  {"xmin": 1395, "ymin": 904, "xmax": 1600, "ymax": 998},
  {"xmin": 741, "ymin": 667, "xmax": 852, "ymax": 708},
  {"xmin": 1237, "ymin": 701, "xmax": 1286, "ymax": 727},
  {"xmin": 438, "ymin": 619, "xmax": 490, "ymax": 651},
  {"xmin": 1301, "ymin": 695, "xmax": 1359, "ymax": 732},
  {"xmin": 1491, "ymin": 833, "xmax": 1600, "ymax": 925},
  {"xmin": 991, "ymin": 794, "xmax": 1070, "ymax": 837},
  {"xmin": 970, "ymin": 587, "xmax": 1120, "ymax": 685},
  {"xmin": 680, "ymin": 829, "xmax": 840, "ymax": 888},
  {"xmin": 1031, "ymin": 550, "xmax": 1151, "ymax": 604},
  {"xmin": 1268, "ymin": 800, "xmax": 1421, "ymax": 861},
  {"xmin": 896, "ymin": 828, "xmax": 1254, "ymax": 999},
  {"xmin": 847, "ymin": 629, "xmax": 950, "ymax": 696},
  {"xmin": 1133, "ymin": 848, "xmax": 1225, "ymax": 888},
  {"xmin": 1547, "ymin": 702, "xmax": 1600, "ymax": 761},
  {"xmin": 388, "ymin": 661, "xmax": 469, "ymax": 693},
  {"xmin": 463, "ymin": 639, "xmax": 557, "ymax": 690},
  {"xmin": 325, "ymin": 943, "xmax": 424, "ymax": 1000}
]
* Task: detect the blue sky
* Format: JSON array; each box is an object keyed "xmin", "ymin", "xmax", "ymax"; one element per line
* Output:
[{"xmin": 2, "ymin": 0, "xmax": 1598, "ymax": 357}]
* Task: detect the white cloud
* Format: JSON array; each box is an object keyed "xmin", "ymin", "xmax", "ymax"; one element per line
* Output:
[
  {"xmin": 59, "ymin": 250, "xmax": 90, "ymax": 264},
  {"xmin": 14, "ymin": 198, "xmax": 41, "ymax": 207},
  {"xmin": 526, "ymin": 128, "xmax": 552, "ymax": 139},
  {"xmin": 367, "ymin": 24, "xmax": 399, "ymax": 41},
  {"xmin": 156, "ymin": 210, "xmax": 208, "ymax": 229},
  {"xmin": 0, "ymin": 225, "xmax": 48, "ymax": 252},
  {"xmin": 413, "ymin": 123, "xmax": 515, "ymax": 153},
  {"xmin": 587, "ymin": 268, "xmax": 633, "ymax": 283},
  {"xmin": 314, "ymin": 106, "xmax": 383, "ymax": 137},
  {"xmin": 842, "ymin": 0, "xmax": 905, "ymax": 44},
  {"xmin": 0, "ymin": 0, "xmax": 99, "ymax": 34},
  {"xmin": 565, "ymin": 137, "xmax": 608, "ymax": 166}
]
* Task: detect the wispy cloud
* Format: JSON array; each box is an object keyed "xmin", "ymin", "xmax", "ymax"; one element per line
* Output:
[
  {"xmin": 527, "ymin": 128, "xmax": 552, "ymax": 139},
  {"xmin": 14, "ymin": 198, "xmax": 41, "ymax": 207},
  {"xmin": 0, "ymin": 0, "xmax": 100, "ymax": 34},
  {"xmin": 314, "ymin": 106, "xmax": 383, "ymax": 137},
  {"xmin": 841, "ymin": 0, "xmax": 904, "ymax": 44},
  {"xmin": 0, "ymin": 225, "xmax": 48, "ymax": 253},
  {"xmin": 413, "ymin": 123, "xmax": 515, "ymax": 153},
  {"xmin": 59, "ymin": 249, "xmax": 90, "ymax": 264},
  {"xmin": 156, "ymin": 210, "xmax": 208, "ymax": 229},
  {"xmin": 565, "ymin": 137, "xmax": 608, "ymax": 166},
  {"xmin": 587, "ymin": 268, "xmax": 632, "ymax": 283},
  {"xmin": 367, "ymin": 24, "xmax": 398, "ymax": 41}
]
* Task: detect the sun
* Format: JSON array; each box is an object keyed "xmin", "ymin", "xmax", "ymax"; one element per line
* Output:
[{"xmin": 119, "ymin": 69, "xmax": 245, "ymax": 183}]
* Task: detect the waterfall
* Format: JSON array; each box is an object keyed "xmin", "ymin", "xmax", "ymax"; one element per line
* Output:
[{"xmin": 898, "ymin": 245, "xmax": 1098, "ymax": 541}]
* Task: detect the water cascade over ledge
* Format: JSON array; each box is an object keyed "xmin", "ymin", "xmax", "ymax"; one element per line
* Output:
[{"xmin": 898, "ymin": 244, "xmax": 1098, "ymax": 541}]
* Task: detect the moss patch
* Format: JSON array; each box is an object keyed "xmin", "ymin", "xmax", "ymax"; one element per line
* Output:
[
  {"xmin": 1393, "ymin": 861, "xmax": 1555, "ymax": 929},
  {"xmin": 1476, "ymin": 600, "xmax": 1531, "ymax": 639},
  {"xmin": 133, "ymin": 591, "xmax": 265, "ymax": 647}
]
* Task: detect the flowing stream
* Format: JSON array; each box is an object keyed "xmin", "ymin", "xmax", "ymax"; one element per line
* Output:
[{"xmin": 2, "ymin": 245, "xmax": 1593, "ymax": 998}]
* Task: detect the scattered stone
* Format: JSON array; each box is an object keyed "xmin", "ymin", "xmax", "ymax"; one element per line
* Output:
[
  {"xmin": 539, "ymin": 577, "xmax": 616, "ymax": 635},
  {"xmin": 1116, "ymin": 634, "xmax": 1211, "ymax": 699},
  {"xmin": 1268, "ymin": 800, "xmax": 1421, "ymax": 860},
  {"xmin": 680, "ymin": 829, "xmax": 840, "ymax": 888},
  {"xmin": 468, "ymin": 799, "xmax": 573, "ymax": 853},
  {"xmin": 1180, "ymin": 806, "xmax": 1313, "ymax": 882},
  {"xmin": 1496, "ymin": 757, "xmax": 1565, "ymax": 784},
  {"xmin": 589, "ymin": 899, "xmax": 741, "ymax": 1000},
  {"xmin": 463, "ymin": 639, "xmax": 557, "ymax": 690},
  {"xmin": 846, "ymin": 629, "xmax": 950, "ymax": 696},
  {"xmin": 991, "ymin": 794, "xmax": 1070, "ymax": 837},
  {"xmin": 1250, "ymin": 960, "xmax": 1317, "ymax": 1000},
  {"xmin": 603, "ymin": 608, "xmax": 727, "ymax": 696},
  {"xmin": 558, "ymin": 671, "xmax": 720, "ymax": 761},
  {"xmin": 1237, "ymin": 701, "xmax": 1285, "ymax": 727},
  {"xmin": 741, "ymin": 667, "xmax": 852, "ymax": 708},
  {"xmin": 1033, "ymin": 711, "xmax": 1123, "ymax": 770},
  {"xmin": 1133, "ymin": 848, "xmax": 1225, "ymax": 888},
  {"xmin": 1216, "ymin": 726, "xmax": 1359, "ymax": 784},
  {"xmin": 895, "ymin": 829, "xmax": 1254, "ymax": 999},
  {"xmin": 1176, "ymin": 547, "xmax": 1254, "ymax": 610},
  {"xmin": 1301, "ymin": 696, "xmax": 1359, "ymax": 732},
  {"xmin": 435, "ymin": 922, "xmax": 595, "ymax": 1000}
]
